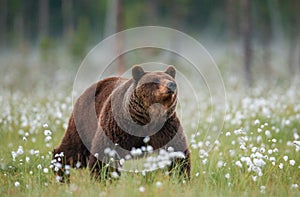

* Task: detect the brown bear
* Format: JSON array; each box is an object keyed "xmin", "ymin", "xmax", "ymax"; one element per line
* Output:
[{"xmin": 52, "ymin": 65, "xmax": 191, "ymax": 182}]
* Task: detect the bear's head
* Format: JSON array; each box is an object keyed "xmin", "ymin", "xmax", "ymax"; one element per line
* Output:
[{"xmin": 128, "ymin": 65, "xmax": 178, "ymax": 125}]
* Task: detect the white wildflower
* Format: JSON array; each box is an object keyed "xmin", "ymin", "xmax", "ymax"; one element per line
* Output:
[
  {"xmin": 139, "ymin": 186, "xmax": 145, "ymax": 192},
  {"xmin": 14, "ymin": 181, "xmax": 20, "ymax": 187},
  {"xmin": 156, "ymin": 181, "xmax": 162, "ymax": 187},
  {"xmin": 76, "ymin": 161, "xmax": 81, "ymax": 168},
  {"xmin": 289, "ymin": 160, "xmax": 295, "ymax": 166},
  {"xmin": 143, "ymin": 136, "xmax": 150, "ymax": 143},
  {"xmin": 235, "ymin": 161, "xmax": 242, "ymax": 168},
  {"xmin": 225, "ymin": 173, "xmax": 230, "ymax": 179},
  {"xmin": 260, "ymin": 186, "xmax": 266, "ymax": 193},
  {"xmin": 111, "ymin": 171, "xmax": 119, "ymax": 179},
  {"xmin": 217, "ymin": 161, "xmax": 224, "ymax": 168},
  {"xmin": 44, "ymin": 129, "xmax": 52, "ymax": 136},
  {"xmin": 291, "ymin": 184, "xmax": 299, "ymax": 189},
  {"xmin": 43, "ymin": 123, "xmax": 49, "ymax": 128},
  {"xmin": 43, "ymin": 168, "xmax": 49, "ymax": 173}
]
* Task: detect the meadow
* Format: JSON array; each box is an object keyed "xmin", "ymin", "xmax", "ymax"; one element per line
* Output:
[
  {"xmin": 0, "ymin": 71, "xmax": 299, "ymax": 197},
  {"xmin": 0, "ymin": 48, "xmax": 300, "ymax": 196}
]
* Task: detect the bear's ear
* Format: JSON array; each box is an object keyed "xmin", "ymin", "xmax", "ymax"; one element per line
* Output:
[
  {"xmin": 132, "ymin": 65, "xmax": 145, "ymax": 81},
  {"xmin": 165, "ymin": 65, "xmax": 176, "ymax": 78}
]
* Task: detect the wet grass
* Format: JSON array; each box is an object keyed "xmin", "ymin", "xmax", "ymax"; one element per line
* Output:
[{"xmin": 0, "ymin": 84, "xmax": 300, "ymax": 197}]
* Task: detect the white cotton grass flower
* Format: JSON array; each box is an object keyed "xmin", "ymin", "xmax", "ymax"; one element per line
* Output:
[
  {"xmin": 253, "ymin": 158, "xmax": 266, "ymax": 167},
  {"xmin": 217, "ymin": 161, "xmax": 224, "ymax": 168},
  {"xmin": 289, "ymin": 160, "xmax": 295, "ymax": 166},
  {"xmin": 291, "ymin": 184, "xmax": 299, "ymax": 189},
  {"xmin": 44, "ymin": 129, "xmax": 52, "ymax": 136},
  {"xmin": 279, "ymin": 163, "xmax": 284, "ymax": 169},
  {"xmin": 143, "ymin": 136, "xmax": 150, "ymax": 143},
  {"xmin": 139, "ymin": 186, "xmax": 145, "ymax": 192},
  {"xmin": 76, "ymin": 161, "xmax": 81, "ymax": 168},
  {"xmin": 283, "ymin": 156, "xmax": 288, "ymax": 161},
  {"xmin": 11, "ymin": 152, "xmax": 17, "ymax": 161},
  {"xmin": 146, "ymin": 145, "xmax": 153, "ymax": 153},
  {"xmin": 156, "ymin": 181, "xmax": 162, "ymax": 187},
  {"xmin": 252, "ymin": 175, "xmax": 257, "ymax": 182},
  {"xmin": 225, "ymin": 173, "xmax": 230, "ymax": 179},
  {"xmin": 43, "ymin": 123, "xmax": 49, "ymax": 128},
  {"xmin": 260, "ymin": 186, "xmax": 266, "ymax": 193},
  {"xmin": 111, "ymin": 171, "xmax": 119, "ymax": 179},
  {"xmin": 235, "ymin": 161, "xmax": 243, "ymax": 168},
  {"xmin": 202, "ymin": 158, "xmax": 208, "ymax": 165},
  {"xmin": 14, "ymin": 181, "xmax": 20, "ymax": 187},
  {"xmin": 45, "ymin": 136, "xmax": 52, "ymax": 142},
  {"xmin": 130, "ymin": 148, "xmax": 142, "ymax": 156},
  {"xmin": 267, "ymin": 149, "xmax": 273, "ymax": 154},
  {"xmin": 17, "ymin": 146, "xmax": 24, "ymax": 155},
  {"xmin": 43, "ymin": 168, "xmax": 49, "ymax": 173},
  {"xmin": 56, "ymin": 176, "xmax": 62, "ymax": 182}
]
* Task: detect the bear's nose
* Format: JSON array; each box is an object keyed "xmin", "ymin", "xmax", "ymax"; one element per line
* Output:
[{"xmin": 167, "ymin": 82, "xmax": 177, "ymax": 94}]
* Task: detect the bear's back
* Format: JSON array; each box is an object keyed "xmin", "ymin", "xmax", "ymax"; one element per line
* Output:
[
  {"xmin": 72, "ymin": 77, "xmax": 128, "ymax": 149},
  {"xmin": 94, "ymin": 77, "xmax": 128, "ymax": 117}
]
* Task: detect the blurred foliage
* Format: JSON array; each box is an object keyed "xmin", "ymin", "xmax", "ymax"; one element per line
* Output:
[
  {"xmin": 69, "ymin": 17, "xmax": 90, "ymax": 62},
  {"xmin": 1, "ymin": 0, "xmax": 298, "ymax": 41},
  {"xmin": 0, "ymin": 0, "xmax": 299, "ymax": 64},
  {"xmin": 39, "ymin": 36, "xmax": 56, "ymax": 63}
]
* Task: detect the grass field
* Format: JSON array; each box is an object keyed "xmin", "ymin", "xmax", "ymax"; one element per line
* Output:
[{"xmin": 0, "ymin": 80, "xmax": 300, "ymax": 196}]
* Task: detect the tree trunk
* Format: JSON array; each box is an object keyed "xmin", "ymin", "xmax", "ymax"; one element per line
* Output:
[
  {"xmin": 226, "ymin": 0, "xmax": 238, "ymax": 41},
  {"xmin": 14, "ymin": 4, "xmax": 25, "ymax": 48},
  {"xmin": 0, "ymin": 0, "xmax": 8, "ymax": 48},
  {"xmin": 147, "ymin": 0, "xmax": 158, "ymax": 24},
  {"xmin": 62, "ymin": 0, "xmax": 74, "ymax": 38},
  {"xmin": 116, "ymin": 0, "xmax": 125, "ymax": 75},
  {"xmin": 288, "ymin": 0, "xmax": 299, "ymax": 78},
  {"xmin": 261, "ymin": 3, "xmax": 272, "ymax": 83},
  {"xmin": 242, "ymin": 0, "xmax": 253, "ymax": 87},
  {"xmin": 39, "ymin": 0, "xmax": 49, "ymax": 37}
]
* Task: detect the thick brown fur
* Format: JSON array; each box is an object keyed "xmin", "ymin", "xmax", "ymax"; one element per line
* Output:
[{"xmin": 52, "ymin": 66, "xmax": 191, "ymax": 182}]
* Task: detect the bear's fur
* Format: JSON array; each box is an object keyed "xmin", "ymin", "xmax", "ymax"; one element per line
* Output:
[{"xmin": 52, "ymin": 66, "xmax": 191, "ymax": 182}]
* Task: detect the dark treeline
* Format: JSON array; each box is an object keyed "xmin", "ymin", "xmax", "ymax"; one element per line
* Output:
[
  {"xmin": 1, "ymin": 0, "xmax": 298, "ymax": 46},
  {"xmin": 0, "ymin": 0, "xmax": 299, "ymax": 86}
]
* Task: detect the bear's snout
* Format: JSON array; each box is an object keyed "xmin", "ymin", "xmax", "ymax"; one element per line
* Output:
[{"xmin": 167, "ymin": 82, "xmax": 177, "ymax": 94}]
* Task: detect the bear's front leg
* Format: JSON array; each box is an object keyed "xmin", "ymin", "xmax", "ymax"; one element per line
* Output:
[
  {"xmin": 88, "ymin": 153, "xmax": 121, "ymax": 181},
  {"xmin": 52, "ymin": 144, "xmax": 89, "ymax": 183},
  {"xmin": 169, "ymin": 149, "xmax": 191, "ymax": 181},
  {"xmin": 88, "ymin": 129, "xmax": 121, "ymax": 181},
  {"xmin": 51, "ymin": 114, "xmax": 90, "ymax": 183}
]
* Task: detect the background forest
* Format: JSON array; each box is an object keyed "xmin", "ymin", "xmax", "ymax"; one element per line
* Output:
[{"xmin": 0, "ymin": 0, "xmax": 299, "ymax": 90}]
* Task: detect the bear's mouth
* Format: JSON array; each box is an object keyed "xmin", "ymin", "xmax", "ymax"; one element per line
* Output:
[{"xmin": 166, "ymin": 89, "xmax": 176, "ymax": 94}]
